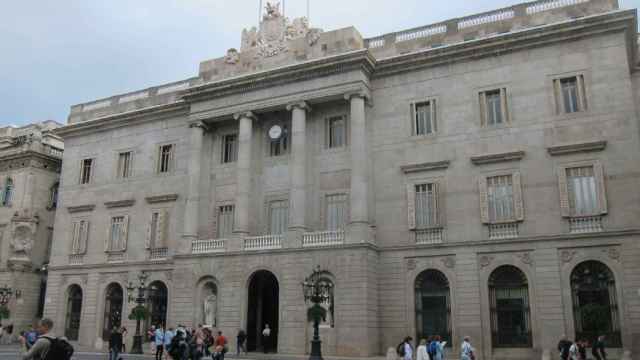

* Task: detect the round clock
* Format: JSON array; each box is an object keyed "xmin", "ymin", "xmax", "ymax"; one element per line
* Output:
[{"xmin": 268, "ymin": 125, "xmax": 282, "ymax": 140}]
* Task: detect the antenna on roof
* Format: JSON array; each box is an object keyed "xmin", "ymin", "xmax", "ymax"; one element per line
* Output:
[{"xmin": 259, "ymin": 0, "xmax": 263, "ymax": 25}]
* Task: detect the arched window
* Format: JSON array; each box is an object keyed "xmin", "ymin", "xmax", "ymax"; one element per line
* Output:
[
  {"xmin": 65, "ymin": 285, "xmax": 83, "ymax": 341},
  {"xmin": 49, "ymin": 182, "xmax": 59, "ymax": 209},
  {"xmin": 489, "ymin": 265, "xmax": 531, "ymax": 347},
  {"xmin": 146, "ymin": 281, "xmax": 168, "ymax": 330},
  {"xmin": 415, "ymin": 270, "xmax": 451, "ymax": 344},
  {"xmin": 102, "ymin": 283, "xmax": 124, "ymax": 340},
  {"xmin": 2, "ymin": 178, "xmax": 13, "ymax": 206},
  {"xmin": 571, "ymin": 261, "xmax": 621, "ymax": 346}
]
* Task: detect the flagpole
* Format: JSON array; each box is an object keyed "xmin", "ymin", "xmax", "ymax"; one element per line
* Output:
[
  {"xmin": 307, "ymin": 0, "xmax": 310, "ymax": 20},
  {"xmin": 259, "ymin": 0, "xmax": 263, "ymax": 24}
]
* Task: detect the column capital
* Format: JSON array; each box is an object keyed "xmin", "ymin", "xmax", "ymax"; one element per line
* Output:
[
  {"xmin": 233, "ymin": 111, "xmax": 257, "ymax": 121},
  {"xmin": 344, "ymin": 91, "xmax": 369, "ymax": 101},
  {"xmin": 188, "ymin": 121, "xmax": 209, "ymax": 131},
  {"xmin": 286, "ymin": 101, "xmax": 312, "ymax": 112}
]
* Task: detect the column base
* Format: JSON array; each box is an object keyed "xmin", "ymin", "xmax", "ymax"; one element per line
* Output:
[{"xmin": 229, "ymin": 233, "xmax": 248, "ymax": 251}]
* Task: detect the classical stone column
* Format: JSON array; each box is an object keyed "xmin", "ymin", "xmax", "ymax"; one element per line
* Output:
[
  {"xmin": 286, "ymin": 102, "xmax": 310, "ymax": 247},
  {"xmin": 233, "ymin": 112, "xmax": 255, "ymax": 242},
  {"xmin": 183, "ymin": 121, "xmax": 207, "ymax": 249},
  {"xmin": 346, "ymin": 92, "xmax": 370, "ymax": 244},
  {"xmin": 21, "ymin": 172, "xmax": 35, "ymax": 210}
]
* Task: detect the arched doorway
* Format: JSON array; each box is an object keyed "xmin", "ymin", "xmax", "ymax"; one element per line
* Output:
[
  {"xmin": 571, "ymin": 261, "xmax": 621, "ymax": 346},
  {"xmin": 102, "ymin": 283, "xmax": 124, "ymax": 340},
  {"xmin": 415, "ymin": 269, "xmax": 451, "ymax": 344},
  {"xmin": 489, "ymin": 265, "xmax": 532, "ymax": 347},
  {"xmin": 146, "ymin": 281, "xmax": 168, "ymax": 330},
  {"xmin": 247, "ymin": 270, "xmax": 279, "ymax": 353},
  {"xmin": 65, "ymin": 285, "xmax": 83, "ymax": 341}
]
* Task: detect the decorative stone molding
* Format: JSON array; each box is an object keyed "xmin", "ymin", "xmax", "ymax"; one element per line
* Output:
[
  {"xmin": 401, "ymin": 160, "xmax": 450, "ymax": 174},
  {"xmin": 233, "ymin": 111, "xmax": 258, "ymax": 121},
  {"xmin": 479, "ymin": 255, "xmax": 494, "ymax": 268},
  {"xmin": 104, "ymin": 199, "xmax": 136, "ymax": 209},
  {"xmin": 471, "ymin": 151, "xmax": 525, "ymax": 165},
  {"xmin": 67, "ymin": 204, "xmax": 96, "ymax": 213},
  {"xmin": 285, "ymin": 101, "xmax": 311, "ymax": 112},
  {"xmin": 145, "ymin": 194, "xmax": 179, "ymax": 204},
  {"xmin": 560, "ymin": 250, "xmax": 577, "ymax": 263},
  {"xmin": 602, "ymin": 248, "xmax": 621, "ymax": 262},
  {"xmin": 547, "ymin": 140, "xmax": 607, "ymax": 156},
  {"xmin": 516, "ymin": 252, "xmax": 534, "ymax": 266},
  {"xmin": 224, "ymin": 48, "xmax": 240, "ymax": 65},
  {"xmin": 407, "ymin": 259, "xmax": 417, "ymax": 270},
  {"xmin": 189, "ymin": 121, "xmax": 210, "ymax": 131},
  {"xmin": 441, "ymin": 257, "xmax": 456, "ymax": 269},
  {"xmin": 165, "ymin": 271, "xmax": 173, "ymax": 281}
]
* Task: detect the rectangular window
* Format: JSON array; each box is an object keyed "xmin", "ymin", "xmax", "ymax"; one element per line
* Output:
[
  {"xmin": 415, "ymin": 183, "xmax": 438, "ymax": 228},
  {"xmin": 413, "ymin": 100, "xmax": 437, "ymax": 136},
  {"xmin": 480, "ymin": 89, "xmax": 508, "ymax": 127},
  {"xmin": 222, "ymin": 134, "xmax": 238, "ymax": 163},
  {"xmin": 326, "ymin": 194, "xmax": 348, "ymax": 231},
  {"xmin": 268, "ymin": 200, "xmax": 289, "ymax": 235},
  {"xmin": 109, "ymin": 216, "xmax": 126, "ymax": 252},
  {"xmin": 149, "ymin": 212, "xmax": 159, "ymax": 248},
  {"xmin": 555, "ymin": 75, "xmax": 586, "ymax": 114},
  {"xmin": 71, "ymin": 220, "xmax": 89, "ymax": 255},
  {"xmin": 217, "ymin": 205, "xmax": 235, "ymax": 238},
  {"xmin": 567, "ymin": 166, "xmax": 598, "ymax": 216},
  {"xmin": 80, "ymin": 159, "xmax": 93, "ymax": 184},
  {"xmin": 487, "ymin": 175, "xmax": 514, "ymax": 222},
  {"xmin": 117, "ymin": 151, "xmax": 132, "ymax": 178},
  {"xmin": 158, "ymin": 144, "xmax": 174, "ymax": 173},
  {"xmin": 327, "ymin": 116, "xmax": 346, "ymax": 148},
  {"xmin": 269, "ymin": 125, "xmax": 289, "ymax": 157}
]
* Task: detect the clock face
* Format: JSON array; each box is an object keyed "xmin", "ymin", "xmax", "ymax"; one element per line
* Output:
[{"xmin": 269, "ymin": 125, "xmax": 282, "ymax": 140}]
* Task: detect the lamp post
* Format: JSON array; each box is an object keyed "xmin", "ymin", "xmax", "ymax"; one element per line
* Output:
[
  {"xmin": 302, "ymin": 266, "xmax": 333, "ymax": 360},
  {"xmin": 0, "ymin": 285, "xmax": 13, "ymax": 322},
  {"xmin": 126, "ymin": 272, "xmax": 149, "ymax": 355}
]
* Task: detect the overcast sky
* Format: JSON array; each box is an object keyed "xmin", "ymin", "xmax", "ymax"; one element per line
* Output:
[{"xmin": 1, "ymin": 0, "xmax": 638, "ymax": 127}]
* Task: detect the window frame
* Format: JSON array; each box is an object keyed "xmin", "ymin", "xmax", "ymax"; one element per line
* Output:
[
  {"xmin": 557, "ymin": 160, "xmax": 607, "ymax": 218},
  {"xmin": 216, "ymin": 204, "xmax": 235, "ymax": 239},
  {"xmin": 145, "ymin": 209, "xmax": 168, "ymax": 249},
  {"xmin": 105, "ymin": 214, "xmax": 129, "ymax": 253},
  {"xmin": 221, "ymin": 133, "xmax": 239, "ymax": 164},
  {"xmin": 2, "ymin": 177, "xmax": 14, "ymax": 207},
  {"xmin": 70, "ymin": 218, "xmax": 90, "ymax": 255},
  {"xmin": 478, "ymin": 87, "xmax": 510, "ymax": 128},
  {"xmin": 406, "ymin": 178, "xmax": 446, "ymax": 231},
  {"xmin": 326, "ymin": 115, "xmax": 348, "ymax": 149},
  {"xmin": 79, "ymin": 158, "xmax": 95, "ymax": 185},
  {"xmin": 116, "ymin": 150, "xmax": 134, "ymax": 179},
  {"xmin": 324, "ymin": 192, "xmax": 349, "ymax": 231},
  {"xmin": 156, "ymin": 143, "xmax": 176, "ymax": 174},
  {"xmin": 553, "ymin": 73, "xmax": 588, "ymax": 115},
  {"xmin": 478, "ymin": 171, "xmax": 524, "ymax": 225},
  {"xmin": 410, "ymin": 98, "xmax": 438, "ymax": 137},
  {"xmin": 262, "ymin": 192, "xmax": 290, "ymax": 235}
]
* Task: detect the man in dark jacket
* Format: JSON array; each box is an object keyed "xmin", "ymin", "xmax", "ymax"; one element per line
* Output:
[
  {"xmin": 108, "ymin": 327, "xmax": 123, "ymax": 360},
  {"xmin": 557, "ymin": 335, "xmax": 572, "ymax": 360},
  {"xmin": 592, "ymin": 335, "xmax": 607, "ymax": 360}
]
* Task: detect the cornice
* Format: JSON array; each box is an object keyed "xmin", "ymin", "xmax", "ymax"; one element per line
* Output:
[
  {"xmin": 54, "ymin": 101, "xmax": 188, "ymax": 138},
  {"xmin": 547, "ymin": 140, "xmax": 607, "ymax": 156},
  {"xmin": 183, "ymin": 49, "xmax": 376, "ymax": 103},
  {"xmin": 401, "ymin": 160, "xmax": 451, "ymax": 174},
  {"xmin": 0, "ymin": 150, "xmax": 62, "ymax": 173},
  {"xmin": 145, "ymin": 194, "xmax": 179, "ymax": 204},
  {"xmin": 374, "ymin": 10, "xmax": 637, "ymax": 78},
  {"xmin": 104, "ymin": 199, "xmax": 136, "ymax": 208},
  {"xmin": 67, "ymin": 204, "xmax": 96, "ymax": 214},
  {"xmin": 471, "ymin": 151, "xmax": 525, "ymax": 165}
]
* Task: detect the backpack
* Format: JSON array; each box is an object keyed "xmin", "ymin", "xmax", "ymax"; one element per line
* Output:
[
  {"xmin": 42, "ymin": 337, "xmax": 74, "ymax": 360},
  {"xmin": 396, "ymin": 342, "xmax": 406, "ymax": 357},
  {"xmin": 428, "ymin": 341, "xmax": 437, "ymax": 356}
]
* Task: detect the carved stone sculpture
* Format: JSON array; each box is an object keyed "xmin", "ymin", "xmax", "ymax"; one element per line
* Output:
[
  {"xmin": 264, "ymin": 2, "xmax": 282, "ymax": 19},
  {"xmin": 225, "ymin": 48, "xmax": 240, "ymax": 65},
  {"xmin": 204, "ymin": 294, "xmax": 217, "ymax": 326},
  {"xmin": 11, "ymin": 225, "xmax": 33, "ymax": 258}
]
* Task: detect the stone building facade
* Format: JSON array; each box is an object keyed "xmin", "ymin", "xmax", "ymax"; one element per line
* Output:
[
  {"xmin": 0, "ymin": 121, "xmax": 63, "ymax": 330},
  {"xmin": 44, "ymin": 0, "xmax": 639, "ymax": 358}
]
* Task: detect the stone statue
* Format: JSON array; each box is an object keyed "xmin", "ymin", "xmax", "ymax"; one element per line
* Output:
[
  {"xmin": 286, "ymin": 17, "xmax": 309, "ymax": 40},
  {"xmin": 225, "ymin": 48, "xmax": 240, "ymax": 65},
  {"xmin": 264, "ymin": 2, "xmax": 281, "ymax": 19},
  {"xmin": 11, "ymin": 225, "xmax": 33, "ymax": 258},
  {"xmin": 241, "ymin": 27, "xmax": 259, "ymax": 52},
  {"xmin": 203, "ymin": 294, "xmax": 217, "ymax": 326}
]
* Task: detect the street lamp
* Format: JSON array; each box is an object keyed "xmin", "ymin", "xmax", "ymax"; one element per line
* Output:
[
  {"xmin": 0, "ymin": 285, "xmax": 13, "ymax": 322},
  {"xmin": 126, "ymin": 272, "xmax": 149, "ymax": 354},
  {"xmin": 302, "ymin": 266, "xmax": 333, "ymax": 360}
]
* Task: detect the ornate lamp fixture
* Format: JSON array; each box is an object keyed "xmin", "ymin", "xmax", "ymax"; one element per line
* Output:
[
  {"xmin": 302, "ymin": 266, "xmax": 333, "ymax": 360},
  {"xmin": 126, "ymin": 272, "xmax": 149, "ymax": 354}
]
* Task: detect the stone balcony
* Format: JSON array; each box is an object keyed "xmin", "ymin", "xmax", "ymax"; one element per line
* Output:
[
  {"xmin": 244, "ymin": 235, "xmax": 283, "ymax": 251},
  {"xmin": 192, "ymin": 239, "xmax": 226, "ymax": 254},
  {"xmin": 569, "ymin": 216, "xmax": 604, "ymax": 233},
  {"xmin": 302, "ymin": 230, "xmax": 345, "ymax": 248},
  {"xmin": 68, "ymin": 254, "xmax": 84, "ymax": 266},
  {"xmin": 148, "ymin": 247, "xmax": 169, "ymax": 261}
]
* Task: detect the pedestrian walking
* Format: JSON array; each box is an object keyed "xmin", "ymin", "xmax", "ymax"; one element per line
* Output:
[
  {"xmin": 592, "ymin": 335, "xmax": 607, "ymax": 360},
  {"xmin": 155, "ymin": 324, "xmax": 165, "ymax": 360},
  {"xmin": 402, "ymin": 336, "xmax": 413, "ymax": 360},
  {"xmin": 431, "ymin": 335, "xmax": 445, "ymax": 360},
  {"xmin": 214, "ymin": 331, "xmax": 228, "ymax": 360},
  {"xmin": 148, "ymin": 325, "xmax": 156, "ymax": 355},
  {"xmin": 108, "ymin": 326, "xmax": 123, "ymax": 360},
  {"xmin": 236, "ymin": 328, "xmax": 247, "ymax": 356},
  {"xmin": 262, "ymin": 324, "xmax": 271, "ymax": 353},
  {"xmin": 558, "ymin": 335, "xmax": 572, "ymax": 360},
  {"xmin": 416, "ymin": 338, "xmax": 429, "ymax": 360},
  {"xmin": 164, "ymin": 327, "xmax": 175, "ymax": 359},
  {"xmin": 20, "ymin": 318, "xmax": 74, "ymax": 360},
  {"xmin": 569, "ymin": 340, "xmax": 579, "ymax": 360},
  {"xmin": 121, "ymin": 327, "xmax": 128, "ymax": 353},
  {"xmin": 460, "ymin": 336, "xmax": 475, "ymax": 360}
]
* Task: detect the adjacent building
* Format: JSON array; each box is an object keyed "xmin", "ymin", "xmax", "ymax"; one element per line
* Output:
[
  {"xmin": 44, "ymin": 0, "xmax": 640, "ymax": 358},
  {"xmin": 0, "ymin": 121, "xmax": 63, "ymax": 330}
]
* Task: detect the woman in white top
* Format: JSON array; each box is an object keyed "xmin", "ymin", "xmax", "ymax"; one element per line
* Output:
[
  {"xmin": 460, "ymin": 336, "xmax": 474, "ymax": 360},
  {"xmin": 416, "ymin": 339, "xmax": 430, "ymax": 360}
]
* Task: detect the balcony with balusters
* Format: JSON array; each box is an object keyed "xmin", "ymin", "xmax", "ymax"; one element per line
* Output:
[
  {"xmin": 302, "ymin": 230, "xmax": 345, "ymax": 248},
  {"xmin": 244, "ymin": 235, "xmax": 283, "ymax": 251},
  {"xmin": 192, "ymin": 239, "xmax": 227, "ymax": 254},
  {"xmin": 148, "ymin": 247, "xmax": 169, "ymax": 261}
]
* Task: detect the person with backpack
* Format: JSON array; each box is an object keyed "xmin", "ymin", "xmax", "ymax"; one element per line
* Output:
[
  {"xmin": 460, "ymin": 336, "xmax": 475, "ymax": 360},
  {"xmin": 20, "ymin": 318, "xmax": 74, "ymax": 360},
  {"xmin": 155, "ymin": 324, "xmax": 165, "ymax": 360},
  {"xmin": 430, "ymin": 335, "xmax": 444, "ymax": 360},
  {"xmin": 396, "ymin": 336, "xmax": 413, "ymax": 360},
  {"xmin": 558, "ymin": 335, "xmax": 573, "ymax": 360}
]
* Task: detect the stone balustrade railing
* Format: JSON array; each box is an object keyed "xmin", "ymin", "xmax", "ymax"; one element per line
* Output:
[
  {"xmin": 302, "ymin": 230, "xmax": 345, "ymax": 248},
  {"xmin": 415, "ymin": 228, "xmax": 444, "ymax": 245},
  {"xmin": 365, "ymin": 0, "xmax": 615, "ymax": 51},
  {"xmin": 488, "ymin": 223, "xmax": 519, "ymax": 240},
  {"xmin": 106, "ymin": 252, "xmax": 126, "ymax": 263},
  {"xmin": 42, "ymin": 143, "xmax": 63, "ymax": 158},
  {"xmin": 192, "ymin": 239, "xmax": 226, "ymax": 254},
  {"xmin": 149, "ymin": 247, "xmax": 169, "ymax": 260},
  {"xmin": 244, "ymin": 235, "xmax": 283, "ymax": 251},
  {"xmin": 569, "ymin": 216, "xmax": 603, "ymax": 233},
  {"xmin": 68, "ymin": 254, "xmax": 84, "ymax": 266}
]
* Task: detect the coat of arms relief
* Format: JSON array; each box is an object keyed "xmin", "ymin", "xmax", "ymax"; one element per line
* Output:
[{"xmin": 239, "ymin": 2, "xmax": 323, "ymax": 59}]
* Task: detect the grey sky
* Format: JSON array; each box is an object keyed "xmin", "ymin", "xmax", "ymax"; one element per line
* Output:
[{"xmin": 1, "ymin": 0, "xmax": 638, "ymax": 126}]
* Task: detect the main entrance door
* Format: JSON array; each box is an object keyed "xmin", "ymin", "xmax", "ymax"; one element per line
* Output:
[
  {"xmin": 415, "ymin": 270, "xmax": 451, "ymax": 344},
  {"xmin": 247, "ymin": 270, "xmax": 279, "ymax": 353}
]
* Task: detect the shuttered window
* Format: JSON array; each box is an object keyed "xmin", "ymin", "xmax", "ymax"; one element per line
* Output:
[
  {"xmin": 327, "ymin": 116, "xmax": 346, "ymax": 148},
  {"xmin": 480, "ymin": 88, "xmax": 508, "ymax": 127},
  {"xmin": 413, "ymin": 100, "xmax": 437, "ymax": 136},
  {"xmin": 554, "ymin": 75, "xmax": 586, "ymax": 114},
  {"xmin": 326, "ymin": 194, "xmax": 348, "ymax": 231},
  {"xmin": 415, "ymin": 183, "xmax": 438, "ymax": 228},
  {"xmin": 488, "ymin": 175, "xmax": 514, "ymax": 222},
  {"xmin": 71, "ymin": 220, "xmax": 89, "ymax": 255},
  {"xmin": 117, "ymin": 152, "xmax": 132, "ymax": 178},
  {"xmin": 107, "ymin": 216, "xmax": 129, "ymax": 252},
  {"xmin": 268, "ymin": 200, "xmax": 289, "ymax": 235},
  {"xmin": 80, "ymin": 159, "xmax": 93, "ymax": 184},
  {"xmin": 217, "ymin": 205, "xmax": 235, "ymax": 239},
  {"xmin": 567, "ymin": 166, "xmax": 598, "ymax": 216}
]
